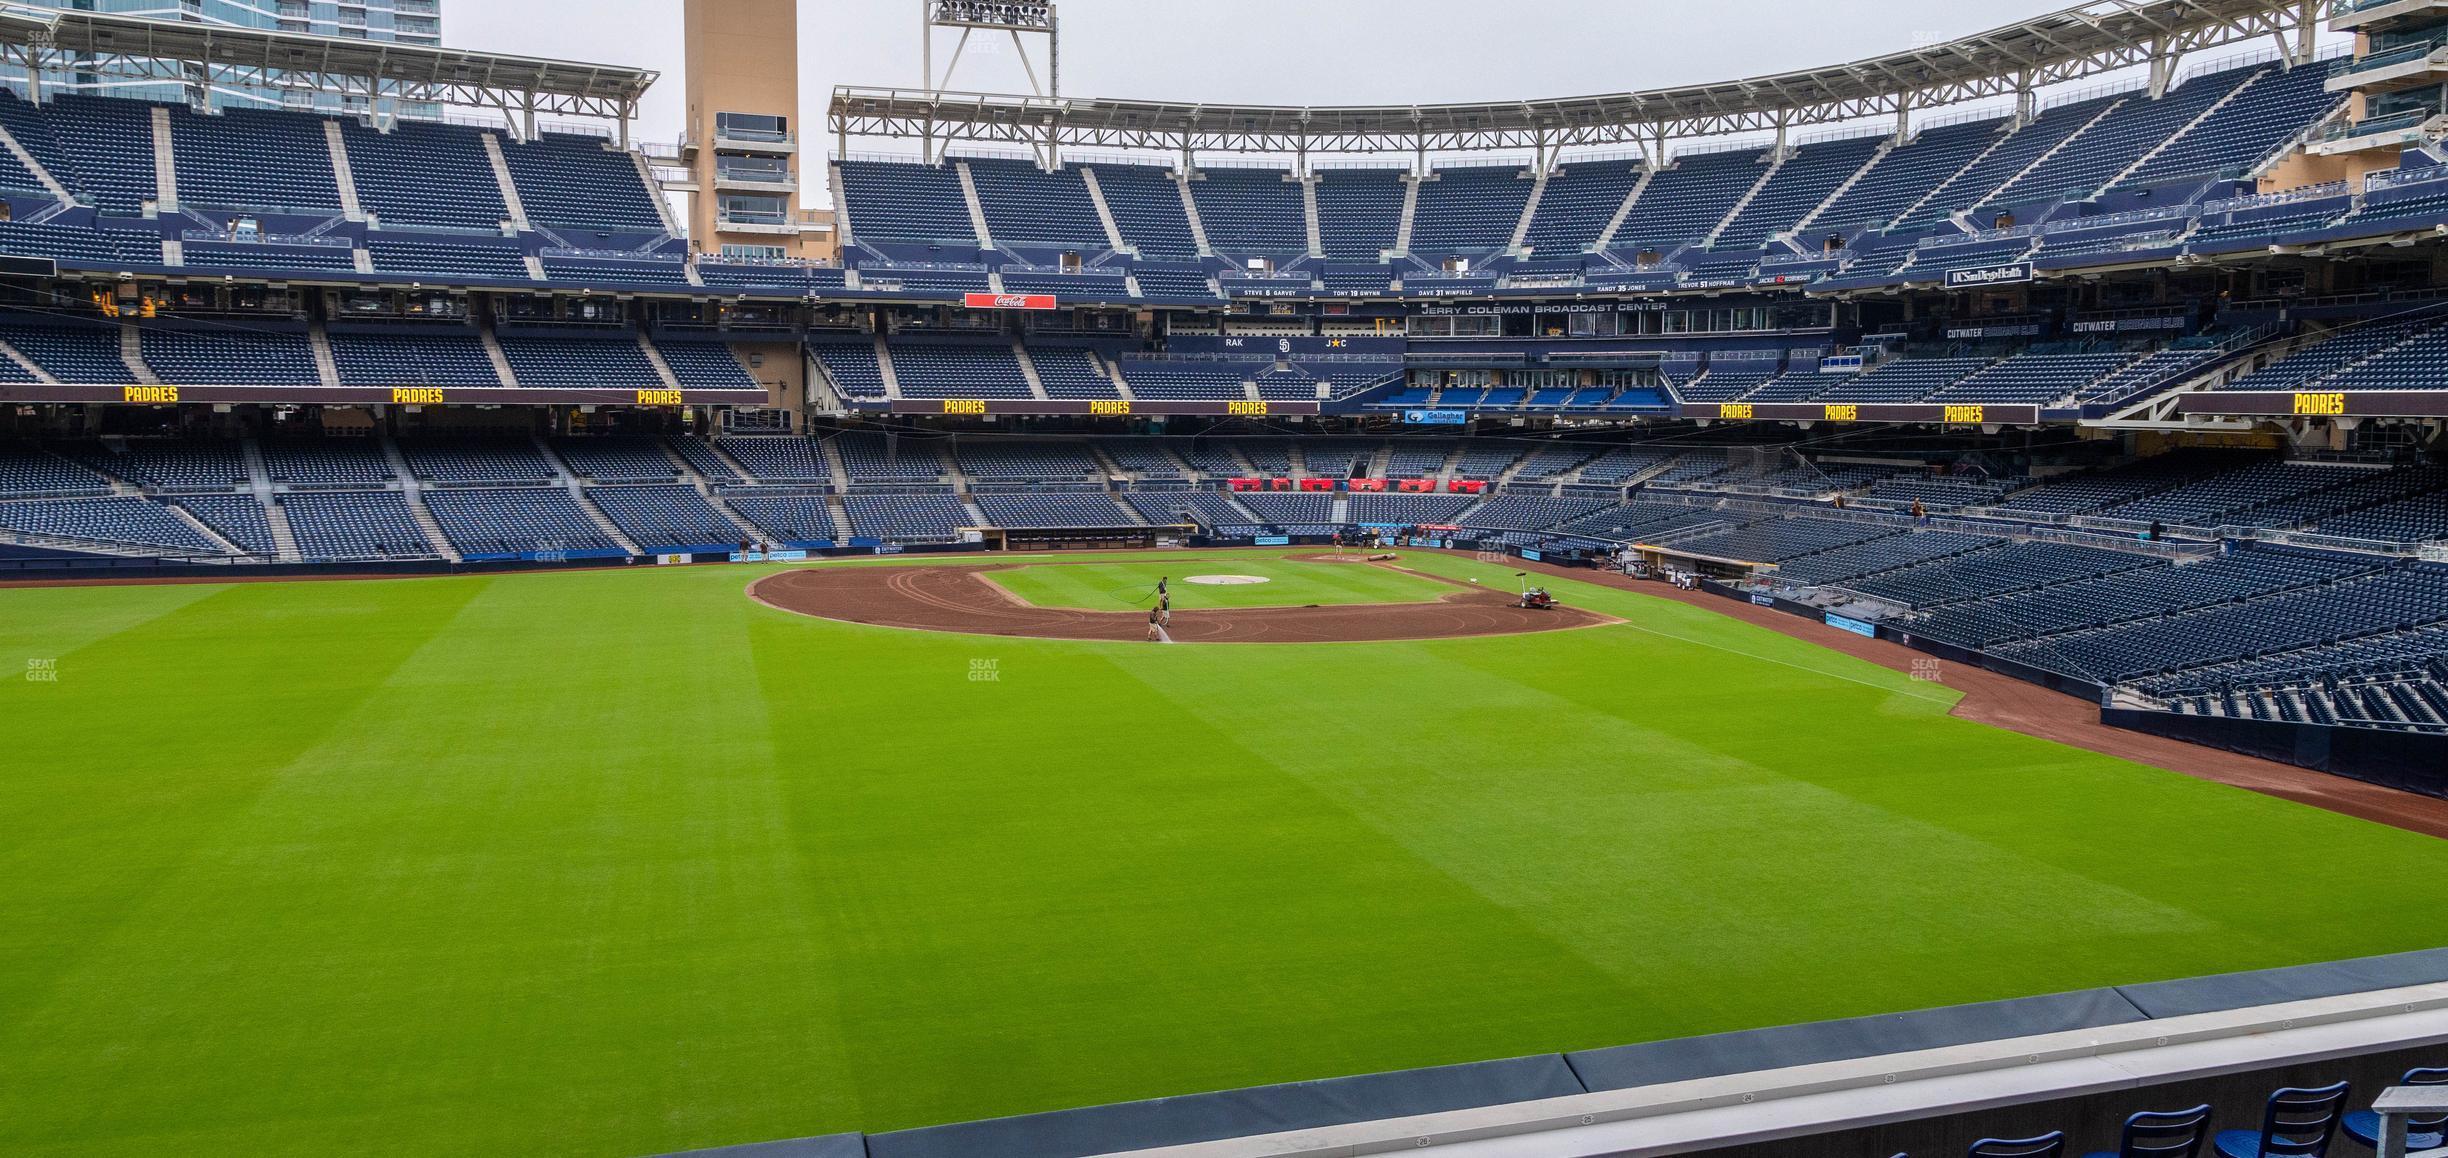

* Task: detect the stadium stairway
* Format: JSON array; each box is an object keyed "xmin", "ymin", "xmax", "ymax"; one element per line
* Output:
[
  {"xmin": 118, "ymin": 324, "xmax": 160, "ymax": 386},
  {"xmin": 321, "ymin": 120, "xmax": 365, "ymax": 221},
  {"xmin": 239, "ymin": 439, "xmax": 302, "ymax": 562},
  {"xmin": 535, "ymin": 435, "xmax": 645, "ymax": 556},
  {"xmin": 479, "ymin": 132, "xmax": 531, "ymax": 229},
  {"xmin": 479, "ymin": 328, "xmax": 521, "ymax": 388},
  {"xmin": 0, "ymin": 117, "xmax": 73, "ymax": 203},
  {"xmin": 635, "ymin": 336, "xmax": 685, "ymax": 391},
  {"xmin": 377, "ymin": 433, "xmax": 464, "ymax": 562}
]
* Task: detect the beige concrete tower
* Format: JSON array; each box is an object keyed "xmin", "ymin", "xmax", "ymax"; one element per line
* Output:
[{"xmin": 681, "ymin": 0, "xmax": 835, "ymax": 260}]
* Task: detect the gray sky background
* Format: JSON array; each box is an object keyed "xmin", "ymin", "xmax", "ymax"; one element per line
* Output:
[{"xmin": 444, "ymin": 1, "xmax": 2332, "ymax": 206}]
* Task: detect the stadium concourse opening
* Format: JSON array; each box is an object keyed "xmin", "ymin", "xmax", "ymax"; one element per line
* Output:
[{"xmin": 748, "ymin": 554, "xmax": 1619, "ymax": 643}]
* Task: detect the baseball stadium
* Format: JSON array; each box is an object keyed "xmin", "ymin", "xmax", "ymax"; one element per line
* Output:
[{"xmin": 3, "ymin": 1, "xmax": 2448, "ymax": 1156}]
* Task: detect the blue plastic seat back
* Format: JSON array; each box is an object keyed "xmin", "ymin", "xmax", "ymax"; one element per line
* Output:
[
  {"xmin": 1972, "ymin": 1132, "xmax": 2066, "ymax": 1158},
  {"xmin": 2251, "ymin": 1082, "xmax": 2351, "ymax": 1156},
  {"xmin": 2120, "ymin": 1104, "xmax": 2213, "ymax": 1158},
  {"xmin": 2400, "ymin": 1067, "xmax": 2448, "ymax": 1130}
]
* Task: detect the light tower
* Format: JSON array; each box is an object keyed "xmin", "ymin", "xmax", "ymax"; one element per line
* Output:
[{"xmin": 920, "ymin": 0, "xmax": 1059, "ymax": 97}]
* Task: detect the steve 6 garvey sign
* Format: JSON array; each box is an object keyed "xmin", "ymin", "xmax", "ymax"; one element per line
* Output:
[{"xmin": 963, "ymin": 292, "xmax": 1058, "ymax": 310}]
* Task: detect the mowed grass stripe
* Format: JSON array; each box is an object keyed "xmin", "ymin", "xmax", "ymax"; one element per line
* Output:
[
  {"xmin": 0, "ymin": 571, "xmax": 851, "ymax": 1156},
  {"xmin": 0, "ymin": 579, "xmax": 485, "ymax": 1042},
  {"xmin": 0, "ymin": 559, "xmax": 2443, "ymax": 1156},
  {"xmin": 747, "ymin": 616, "xmax": 1659, "ymax": 1132}
]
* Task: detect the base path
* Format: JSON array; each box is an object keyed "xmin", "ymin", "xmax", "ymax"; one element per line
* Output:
[{"xmin": 749, "ymin": 560, "xmax": 1614, "ymax": 644}]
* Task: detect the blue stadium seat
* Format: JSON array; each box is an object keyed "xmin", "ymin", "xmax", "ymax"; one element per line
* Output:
[
  {"xmin": 341, "ymin": 119, "xmax": 511, "ymax": 230},
  {"xmin": 1316, "ymin": 167, "xmax": 1405, "ymax": 258},
  {"xmin": 2341, "ymin": 1068, "xmax": 2448, "ymax": 1153},
  {"xmin": 1970, "ymin": 1133, "xmax": 2065, "ymax": 1158},
  {"xmin": 281, "ymin": 491, "xmax": 435, "ymax": 559},
  {"xmin": 2213, "ymin": 1082, "xmax": 2351, "ymax": 1158},
  {"xmin": 501, "ymin": 132, "xmax": 666, "ymax": 233},
  {"xmin": 1412, "ymin": 163, "xmax": 1535, "ymax": 256},
  {"xmin": 2077, "ymin": 1104, "xmax": 2213, "ymax": 1158}
]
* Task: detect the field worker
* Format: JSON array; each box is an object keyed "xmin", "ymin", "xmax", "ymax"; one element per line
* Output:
[
  {"xmin": 1158, "ymin": 590, "xmax": 1172, "ymax": 627},
  {"xmin": 1146, "ymin": 607, "xmax": 1163, "ymax": 642}
]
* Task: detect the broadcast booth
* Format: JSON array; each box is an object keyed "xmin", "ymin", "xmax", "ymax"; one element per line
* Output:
[{"xmin": 969, "ymin": 524, "xmax": 1196, "ymax": 552}]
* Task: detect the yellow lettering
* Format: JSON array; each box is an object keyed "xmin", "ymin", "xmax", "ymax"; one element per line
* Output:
[
  {"xmin": 1088, "ymin": 399, "xmax": 1132, "ymax": 416},
  {"xmin": 121, "ymin": 385, "xmax": 179, "ymax": 404},
  {"xmin": 1720, "ymin": 403, "xmax": 1755, "ymax": 420},
  {"xmin": 1823, "ymin": 404, "xmax": 1860, "ymax": 422},
  {"xmin": 2292, "ymin": 392, "xmax": 2347, "ymax": 417},
  {"xmin": 389, "ymin": 387, "xmax": 445, "ymax": 405},
  {"xmin": 1944, "ymin": 405, "xmax": 1986, "ymax": 425},
  {"xmin": 634, "ymin": 389, "xmax": 684, "ymax": 407},
  {"xmin": 1227, "ymin": 400, "xmax": 1271, "ymax": 417},
  {"xmin": 941, "ymin": 398, "xmax": 987, "ymax": 415}
]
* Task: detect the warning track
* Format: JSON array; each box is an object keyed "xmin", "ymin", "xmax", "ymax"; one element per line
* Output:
[{"xmin": 748, "ymin": 559, "xmax": 1614, "ymax": 644}]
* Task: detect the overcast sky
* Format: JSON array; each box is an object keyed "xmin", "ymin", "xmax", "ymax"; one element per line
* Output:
[{"xmin": 443, "ymin": 1, "xmax": 2327, "ymax": 205}]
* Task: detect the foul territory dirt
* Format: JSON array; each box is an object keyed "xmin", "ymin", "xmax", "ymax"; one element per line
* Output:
[{"xmin": 748, "ymin": 558, "xmax": 1614, "ymax": 644}]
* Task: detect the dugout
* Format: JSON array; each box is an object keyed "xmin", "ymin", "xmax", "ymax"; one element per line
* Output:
[
  {"xmin": 1631, "ymin": 541, "xmax": 1775, "ymax": 582},
  {"xmin": 971, "ymin": 524, "xmax": 1194, "ymax": 552}
]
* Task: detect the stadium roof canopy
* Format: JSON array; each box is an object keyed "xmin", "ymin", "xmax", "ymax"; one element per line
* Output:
[
  {"xmin": 829, "ymin": 0, "xmax": 2324, "ymax": 161},
  {"xmin": 0, "ymin": 4, "xmax": 655, "ymax": 135}
]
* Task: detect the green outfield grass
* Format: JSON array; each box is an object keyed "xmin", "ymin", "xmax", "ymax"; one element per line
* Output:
[
  {"xmin": 3, "ymin": 548, "xmax": 2443, "ymax": 1157},
  {"xmin": 983, "ymin": 554, "xmax": 1461, "ymax": 610}
]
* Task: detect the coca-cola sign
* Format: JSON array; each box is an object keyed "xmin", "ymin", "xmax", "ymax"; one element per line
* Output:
[{"xmin": 963, "ymin": 292, "xmax": 1058, "ymax": 310}]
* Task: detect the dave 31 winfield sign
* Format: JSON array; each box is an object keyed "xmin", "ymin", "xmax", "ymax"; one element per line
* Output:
[{"xmin": 964, "ymin": 292, "xmax": 1059, "ymax": 310}]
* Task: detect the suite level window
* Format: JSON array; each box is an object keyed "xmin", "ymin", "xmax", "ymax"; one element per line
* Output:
[
  {"xmin": 720, "ymin": 244, "xmax": 788, "ymax": 261},
  {"xmin": 719, "ymin": 194, "xmax": 791, "ymax": 226},
  {"xmin": 716, "ymin": 112, "xmax": 789, "ymax": 142},
  {"xmin": 1567, "ymin": 312, "xmax": 1622, "ymax": 337},
  {"xmin": 716, "ymin": 155, "xmax": 792, "ymax": 183}
]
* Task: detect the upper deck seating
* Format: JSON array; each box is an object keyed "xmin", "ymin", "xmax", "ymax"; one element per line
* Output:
[
  {"xmin": 1315, "ymin": 168, "xmax": 1406, "ymax": 258},
  {"xmin": 1188, "ymin": 167, "xmax": 1307, "ymax": 258},
  {"xmin": 1411, "ymin": 164, "xmax": 1536, "ymax": 256}
]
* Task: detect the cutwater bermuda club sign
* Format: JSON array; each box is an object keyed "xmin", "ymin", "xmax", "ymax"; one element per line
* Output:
[{"xmin": 1944, "ymin": 262, "xmax": 2034, "ymax": 289}]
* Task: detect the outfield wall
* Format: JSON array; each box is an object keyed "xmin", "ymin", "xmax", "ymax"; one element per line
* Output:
[
  {"xmin": 661, "ymin": 950, "xmax": 2448, "ymax": 1158},
  {"xmin": 2104, "ymin": 707, "xmax": 2448, "ymax": 799}
]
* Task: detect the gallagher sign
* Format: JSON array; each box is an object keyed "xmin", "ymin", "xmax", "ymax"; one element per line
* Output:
[{"xmin": 963, "ymin": 292, "xmax": 1059, "ymax": 310}]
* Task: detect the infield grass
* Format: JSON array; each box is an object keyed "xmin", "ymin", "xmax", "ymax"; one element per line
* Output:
[
  {"xmin": 983, "ymin": 554, "xmax": 1461, "ymax": 610},
  {"xmin": 3, "ymin": 548, "xmax": 2443, "ymax": 1157}
]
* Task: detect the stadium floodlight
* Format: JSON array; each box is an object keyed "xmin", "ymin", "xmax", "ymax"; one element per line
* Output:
[{"xmin": 922, "ymin": 0, "xmax": 1058, "ymax": 99}]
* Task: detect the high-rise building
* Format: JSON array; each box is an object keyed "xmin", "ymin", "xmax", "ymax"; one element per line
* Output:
[{"xmin": 8, "ymin": 0, "xmax": 444, "ymax": 115}]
